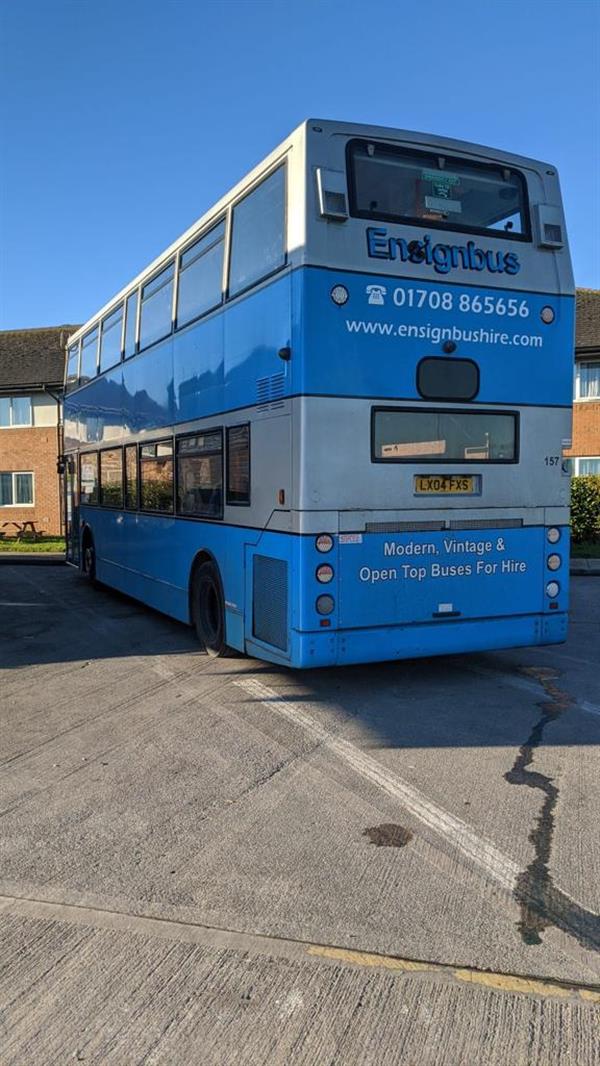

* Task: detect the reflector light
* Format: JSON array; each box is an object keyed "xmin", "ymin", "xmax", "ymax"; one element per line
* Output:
[
  {"xmin": 316, "ymin": 564, "xmax": 334, "ymax": 584},
  {"xmin": 316, "ymin": 595, "xmax": 335, "ymax": 615},
  {"xmin": 541, "ymin": 306, "xmax": 555, "ymax": 324},
  {"xmin": 316, "ymin": 533, "xmax": 334, "ymax": 553},
  {"xmin": 547, "ymin": 527, "xmax": 560, "ymax": 544},
  {"xmin": 547, "ymin": 554, "xmax": 561, "ymax": 571},
  {"xmin": 330, "ymin": 285, "xmax": 349, "ymax": 306},
  {"xmin": 546, "ymin": 581, "xmax": 560, "ymax": 599}
]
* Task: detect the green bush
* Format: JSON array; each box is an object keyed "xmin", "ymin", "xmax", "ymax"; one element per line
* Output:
[{"xmin": 571, "ymin": 475, "xmax": 600, "ymax": 543}]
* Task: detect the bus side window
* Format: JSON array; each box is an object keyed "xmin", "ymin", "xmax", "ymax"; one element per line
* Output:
[
  {"xmin": 80, "ymin": 452, "xmax": 99, "ymax": 504},
  {"xmin": 80, "ymin": 328, "xmax": 99, "ymax": 385},
  {"xmin": 124, "ymin": 444, "xmax": 138, "ymax": 510},
  {"xmin": 124, "ymin": 290, "xmax": 139, "ymax": 359},
  {"xmin": 99, "ymin": 448, "xmax": 124, "ymax": 508},
  {"xmin": 226, "ymin": 424, "xmax": 250, "ymax": 505},
  {"xmin": 139, "ymin": 263, "xmax": 175, "ymax": 352},
  {"xmin": 139, "ymin": 441, "xmax": 174, "ymax": 513},
  {"xmin": 176, "ymin": 430, "xmax": 223, "ymax": 518},
  {"xmin": 99, "ymin": 304, "xmax": 124, "ymax": 373},
  {"xmin": 177, "ymin": 220, "xmax": 225, "ymax": 328},
  {"xmin": 66, "ymin": 342, "xmax": 80, "ymax": 392},
  {"xmin": 228, "ymin": 166, "xmax": 286, "ymax": 298}
]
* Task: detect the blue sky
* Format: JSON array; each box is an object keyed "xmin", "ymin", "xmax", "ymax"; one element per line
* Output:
[{"xmin": 0, "ymin": 0, "xmax": 598, "ymax": 329}]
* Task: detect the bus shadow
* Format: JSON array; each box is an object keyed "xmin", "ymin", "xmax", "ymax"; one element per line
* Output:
[{"xmin": 1, "ymin": 563, "xmax": 598, "ymax": 750}]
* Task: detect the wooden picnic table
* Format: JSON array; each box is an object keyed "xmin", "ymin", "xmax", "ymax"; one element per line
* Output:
[{"xmin": 1, "ymin": 520, "xmax": 45, "ymax": 541}]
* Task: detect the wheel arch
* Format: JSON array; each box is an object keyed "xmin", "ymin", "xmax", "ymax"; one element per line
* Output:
[
  {"xmin": 188, "ymin": 549, "xmax": 223, "ymax": 625},
  {"xmin": 80, "ymin": 522, "xmax": 94, "ymax": 565}
]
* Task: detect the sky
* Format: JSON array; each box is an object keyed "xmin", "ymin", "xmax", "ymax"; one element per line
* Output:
[{"xmin": 0, "ymin": 0, "xmax": 599, "ymax": 330}]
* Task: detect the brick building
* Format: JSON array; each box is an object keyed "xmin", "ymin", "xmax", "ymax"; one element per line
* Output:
[
  {"xmin": 0, "ymin": 326, "xmax": 79, "ymax": 536},
  {"xmin": 567, "ymin": 289, "xmax": 600, "ymax": 474}
]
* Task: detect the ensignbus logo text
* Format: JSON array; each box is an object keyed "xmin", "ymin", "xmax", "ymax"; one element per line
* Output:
[{"xmin": 366, "ymin": 227, "xmax": 521, "ymax": 277}]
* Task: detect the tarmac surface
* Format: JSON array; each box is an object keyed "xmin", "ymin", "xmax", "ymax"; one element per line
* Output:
[{"xmin": 1, "ymin": 563, "xmax": 599, "ymax": 1064}]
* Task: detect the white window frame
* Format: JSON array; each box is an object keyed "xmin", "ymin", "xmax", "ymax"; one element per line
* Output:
[
  {"xmin": 571, "ymin": 456, "xmax": 600, "ymax": 476},
  {"xmin": 574, "ymin": 359, "xmax": 600, "ymax": 402},
  {"xmin": 0, "ymin": 396, "xmax": 33, "ymax": 428},
  {"xmin": 0, "ymin": 471, "xmax": 35, "ymax": 507}
]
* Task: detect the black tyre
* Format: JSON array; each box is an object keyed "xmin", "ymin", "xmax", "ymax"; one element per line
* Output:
[
  {"xmin": 81, "ymin": 531, "xmax": 97, "ymax": 585},
  {"xmin": 191, "ymin": 560, "xmax": 228, "ymax": 656}
]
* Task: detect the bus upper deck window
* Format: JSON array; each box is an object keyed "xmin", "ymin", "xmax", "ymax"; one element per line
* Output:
[
  {"xmin": 229, "ymin": 167, "xmax": 286, "ymax": 298},
  {"xmin": 348, "ymin": 140, "xmax": 530, "ymax": 240}
]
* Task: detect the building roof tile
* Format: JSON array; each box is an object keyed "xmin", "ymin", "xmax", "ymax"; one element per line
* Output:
[
  {"xmin": 575, "ymin": 289, "xmax": 600, "ymax": 354},
  {"xmin": 0, "ymin": 325, "xmax": 81, "ymax": 392}
]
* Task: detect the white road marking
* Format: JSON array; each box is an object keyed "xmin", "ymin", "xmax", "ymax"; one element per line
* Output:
[
  {"xmin": 234, "ymin": 677, "xmax": 519, "ymax": 893},
  {"xmin": 465, "ymin": 664, "xmax": 600, "ymax": 721},
  {"xmin": 234, "ymin": 678, "xmax": 600, "ymax": 933},
  {"xmin": 463, "ymin": 664, "xmax": 543, "ymax": 696}
]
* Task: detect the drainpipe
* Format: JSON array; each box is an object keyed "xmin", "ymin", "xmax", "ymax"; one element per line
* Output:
[{"xmin": 44, "ymin": 384, "xmax": 64, "ymax": 537}]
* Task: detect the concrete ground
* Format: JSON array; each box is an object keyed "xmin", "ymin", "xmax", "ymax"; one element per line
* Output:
[{"xmin": 0, "ymin": 563, "xmax": 599, "ymax": 1065}]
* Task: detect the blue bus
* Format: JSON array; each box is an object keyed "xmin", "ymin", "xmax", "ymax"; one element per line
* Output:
[{"xmin": 63, "ymin": 119, "xmax": 574, "ymax": 668}]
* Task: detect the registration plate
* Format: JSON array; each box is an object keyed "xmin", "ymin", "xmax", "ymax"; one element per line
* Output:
[{"xmin": 414, "ymin": 475, "xmax": 476, "ymax": 495}]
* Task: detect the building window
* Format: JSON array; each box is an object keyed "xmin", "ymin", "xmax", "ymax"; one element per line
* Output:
[
  {"xmin": 572, "ymin": 457, "xmax": 600, "ymax": 476},
  {"xmin": 229, "ymin": 167, "xmax": 286, "ymax": 298},
  {"xmin": 0, "ymin": 471, "xmax": 34, "ymax": 506},
  {"xmin": 575, "ymin": 360, "xmax": 600, "ymax": 400},
  {"xmin": 140, "ymin": 440, "xmax": 174, "ymax": 512},
  {"xmin": 99, "ymin": 305, "xmax": 124, "ymax": 373},
  {"xmin": 124, "ymin": 290, "xmax": 139, "ymax": 359},
  {"xmin": 139, "ymin": 262, "xmax": 175, "ymax": 351},
  {"xmin": 226, "ymin": 424, "xmax": 250, "ymax": 505},
  {"xmin": 124, "ymin": 444, "xmax": 138, "ymax": 509},
  {"xmin": 80, "ymin": 453, "xmax": 99, "ymax": 504},
  {"xmin": 176, "ymin": 219, "xmax": 225, "ymax": 328},
  {"xmin": 80, "ymin": 328, "xmax": 99, "ymax": 385},
  {"xmin": 176, "ymin": 430, "xmax": 223, "ymax": 517},
  {"xmin": 0, "ymin": 396, "xmax": 32, "ymax": 427},
  {"xmin": 100, "ymin": 448, "xmax": 124, "ymax": 507}
]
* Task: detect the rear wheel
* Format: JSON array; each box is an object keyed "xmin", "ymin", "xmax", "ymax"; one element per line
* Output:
[
  {"xmin": 191, "ymin": 561, "xmax": 228, "ymax": 656},
  {"xmin": 81, "ymin": 531, "xmax": 97, "ymax": 584}
]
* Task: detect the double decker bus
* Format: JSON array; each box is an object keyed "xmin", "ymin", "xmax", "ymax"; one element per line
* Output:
[{"xmin": 63, "ymin": 119, "xmax": 574, "ymax": 668}]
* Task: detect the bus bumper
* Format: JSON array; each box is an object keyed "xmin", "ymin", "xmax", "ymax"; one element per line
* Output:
[{"xmin": 286, "ymin": 611, "xmax": 568, "ymax": 668}]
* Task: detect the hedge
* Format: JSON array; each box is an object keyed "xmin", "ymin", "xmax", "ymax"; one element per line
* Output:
[{"xmin": 571, "ymin": 475, "xmax": 600, "ymax": 543}]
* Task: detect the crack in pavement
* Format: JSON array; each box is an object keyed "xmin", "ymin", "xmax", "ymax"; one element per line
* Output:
[{"xmin": 505, "ymin": 666, "xmax": 600, "ymax": 952}]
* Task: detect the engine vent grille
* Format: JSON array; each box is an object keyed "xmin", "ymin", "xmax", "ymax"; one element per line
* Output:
[
  {"xmin": 365, "ymin": 521, "xmax": 445, "ymax": 533},
  {"xmin": 253, "ymin": 555, "xmax": 288, "ymax": 651},
  {"xmin": 257, "ymin": 372, "xmax": 286, "ymax": 412},
  {"xmin": 448, "ymin": 518, "xmax": 524, "ymax": 530},
  {"xmin": 364, "ymin": 518, "xmax": 524, "ymax": 533}
]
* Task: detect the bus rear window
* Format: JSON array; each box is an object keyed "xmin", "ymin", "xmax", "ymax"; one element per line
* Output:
[
  {"xmin": 348, "ymin": 140, "xmax": 529, "ymax": 239},
  {"xmin": 372, "ymin": 408, "xmax": 518, "ymax": 463}
]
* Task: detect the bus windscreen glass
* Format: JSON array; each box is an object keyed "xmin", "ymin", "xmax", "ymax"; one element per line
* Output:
[{"xmin": 349, "ymin": 140, "xmax": 528, "ymax": 238}]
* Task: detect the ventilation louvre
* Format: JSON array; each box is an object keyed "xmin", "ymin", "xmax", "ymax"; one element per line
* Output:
[
  {"xmin": 253, "ymin": 555, "xmax": 288, "ymax": 651},
  {"xmin": 363, "ymin": 518, "xmax": 525, "ymax": 533},
  {"xmin": 448, "ymin": 518, "xmax": 523, "ymax": 530},
  {"xmin": 257, "ymin": 372, "xmax": 286, "ymax": 411},
  {"xmin": 365, "ymin": 521, "xmax": 445, "ymax": 533}
]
